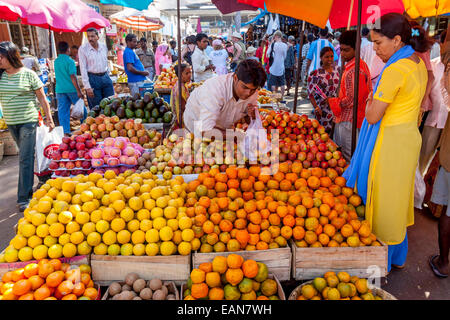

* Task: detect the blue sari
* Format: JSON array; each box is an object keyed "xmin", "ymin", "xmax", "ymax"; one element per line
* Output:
[{"xmin": 343, "ymin": 45, "xmax": 415, "ymax": 272}]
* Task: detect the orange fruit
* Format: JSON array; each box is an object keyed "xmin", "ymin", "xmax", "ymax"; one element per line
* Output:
[
  {"xmin": 191, "ymin": 283, "xmax": 209, "ymax": 299},
  {"xmin": 84, "ymin": 287, "xmax": 98, "ymax": 300},
  {"xmin": 293, "ymin": 226, "xmax": 306, "ymax": 240},
  {"xmin": 199, "ymin": 262, "xmax": 213, "ymax": 273},
  {"xmin": 212, "ymin": 256, "xmax": 228, "ymax": 274},
  {"xmin": 38, "ymin": 263, "xmax": 54, "ymax": 279},
  {"xmin": 190, "ymin": 269, "xmax": 206, "ymax": 284},
  {"xmin": 80, "ymin": 273, "xmax": 91, "ymax": 287},
  {"xmin": 12, "ymin": 279, "xmax": 32, "ymax": 296},
  {"xmin": 205, "ymin": 272, "xmax": 221, "ymax": 288},
  {"xmin": 72, "ymin": 282, "xmax": 86, "ymax": 297},
  {"xmin": 48, "ymin": 259, "xmax": 62, "ymax": 271},
  {"xmin": 18, "ymin": 292, "xmax": 34, "ymax": 300},
  {"xmin": 23, "ymin": 263, "xmax": 39, "ymax": 278},
  {"xmin": 28, "ymin": 275, "xmax": 44, "ymax": 290},
  {"xmin": 34, "ymin": 286, "xmax": 51, "ymax": 300},
  {"xmin": 335, "ymin": 176, "xmax": 346, "ymax": 187},
  {"xmin": 209, "ymin": 287, "xmax": 224, "ymax": 300},
  {"xmin": 242, "ymin": 259, "xmax": 258, "ymax": 278},
  {"xmin": 236, "ymin": 229, "xmax": 250, "ymax": 246},
  {"xmin": 61, "ymin": 293, "xmax": 77, "ymax": 300},
  {"xmin": 12, "ymin": 268, "xmax": 25, "ymax": 282},
  {"xmin": 226, "ymin": 167, "xmax": 238, "ymax": 179},
  {"xmin": 227, "ymin": 253, "xmax": 244, "ymax": 269},
  {"xmin": 237, "ymin": 168, "xmax": 249, "ymax": 179},
  {"xmin": 227, "ymin": 179, "xmax": 240, "ymax": 189},
  {"xmin": 256, "ymin": 241, "xmax": 269, "ymax": 250},
  {"xmin": 46, "ymin": 271, "xmax": 65, "ymax": 288},
  {"xmin": 225, "ymin": 268, "xmax": 244, "ymax": 286}
]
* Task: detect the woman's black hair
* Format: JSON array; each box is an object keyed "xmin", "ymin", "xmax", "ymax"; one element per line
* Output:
[
  {"xmin": 319, "ymin": 46, "xmax": 334, "ymax": 66},
  {"xmin": 339, "ymin": 30, "xmax": 357, "ymax": 49},
  {"xmin": 235, "ymin": 59, "xmax": 267, "ymax": 88},
  {"xmin": 373, "ymin": 13, "xmax": 433, "ymax": 53},
  {"xmin": 174, "ymin": 63, "xmax": 189, "ymax": 77},
  {"xmin": 0, "ymin": 41, "xmax": 23, "ymax": 79}
]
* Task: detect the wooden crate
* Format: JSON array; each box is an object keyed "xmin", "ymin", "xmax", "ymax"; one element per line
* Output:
[
  {"xmin": 90, "ymin": 254, "xmax": 190, "ymax": 286},
  {"xmin": 288, "ymin": 280, "xmax": 396, "ymax": 300},
  {"xmin": 102, "ymin": 281, "xmax": 179, "ymax": 300},
  {"xmin": 180, "ymin": 274, "xmax": 285, "ymax": 300},
  {"xmin": 291, "ymin": 240, "xmax": 388, "ymax": 280},
  {"xmin": 0, "ymin": 131, "xmax": 18, "ymax": 155},
  {"xmin": 0, "ymin": 255, "xmax": 89, "ymax": 278},
  {"xmin": 193, "ymin": 247, "xmax": 291, "ymax": 281}
]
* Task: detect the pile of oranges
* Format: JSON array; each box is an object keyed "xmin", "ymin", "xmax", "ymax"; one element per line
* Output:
[
  {"xmin": 183, "ymin": 163, "xmax": 379, "ymax": 253},
  {"xmin": 296, "ymin": 271, "xmax": 383, "ymax": 300},
  {"xmin": 184, "ymin": 254, "xmax": 279, "ymax": 300},
  {"xmin": 0, "ymin": 259, "xmax": 98, "ymax": 300}
]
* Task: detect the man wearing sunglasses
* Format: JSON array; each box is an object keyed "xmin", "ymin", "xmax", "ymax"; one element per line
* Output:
[{"xmin": 183, "ymin": 59, "xmax": 266, "ymax": 135}]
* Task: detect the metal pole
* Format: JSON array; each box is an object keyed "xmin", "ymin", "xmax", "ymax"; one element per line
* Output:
[
  {"xmin": 293, "ymin": 20, "xmax": 305, "ymax": 114},
  {"xmin": 177, "ymin": 0, "xmax": 182, "ymax": 127},
  {"xmin": 351, "ymin": 0, "xmax": 363, "ymax": 155}
]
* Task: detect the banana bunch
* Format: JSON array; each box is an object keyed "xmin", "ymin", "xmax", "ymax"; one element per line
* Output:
[
  {"xmin": 117, "ymin": 73, "xmax": 128, "ymax": 83},
  {"xmin": 0, "ymin": 119, "xmax": 7, "ymax": 130}
]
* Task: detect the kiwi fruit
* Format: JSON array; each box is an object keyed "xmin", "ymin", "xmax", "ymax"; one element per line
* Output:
[
  {"xmin": 120, "ymin": 291, "xmax": 134, "ymax": 300},
  {"xmin": 139, "ymin": 288, "xmax": 153, "ymax": 300},
  {"xmin": 112, "ymin": 293, "xmax": 122, "ymax": 300},
  {"xmin": 108, "ymin": 282, "xmax": 122, "ymax": 297},
  {"xmin": 133, "ymin": 279, "xmax": 146, "ymax": 293},
  {"xmin": 152, "ymin": 289, "xmax": 166, "ymax": 300},
  {"xmin": 133, "ymin": 296, "xmax": 142, "ymax": 300},
  {"xmin": 160, "ymin": 285, "xmax": 168, "ymax": 297},
  {"xmin": 125, "ymin": 272, "xmax": 140, "ymax": 286},
  {"xmin": 149, "ymin": 279, "xmax": 162, "ymax": 291},
  {"xmin": 166, "ymin": 294, "xmax": 176, "ymax": 300}
]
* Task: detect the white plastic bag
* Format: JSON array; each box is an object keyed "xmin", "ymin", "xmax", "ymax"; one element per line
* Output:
[
  {"xmin": 414, "ymin": 165, "xmax": 426, "ymax": 209},
  {"xmin": 36, "ymin": 126, "xmax": 64, "ymax": 174},
  {"xmin": 243, "ymin": 110, "xmax": 271, "ymax": 162},
  {"xmin": 70, "ymin": 99, "xmax": 85, "ymax": 119}
]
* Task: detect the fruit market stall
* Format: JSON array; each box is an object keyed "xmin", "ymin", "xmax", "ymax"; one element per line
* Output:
[{"xmin": 182, "ymin": 254, "xmax": 285, "ymax": 300}]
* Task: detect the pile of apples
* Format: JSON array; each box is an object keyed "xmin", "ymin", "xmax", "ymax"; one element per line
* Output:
[
  {"xmin": 154, "ymin": 67, "xmax": 177, "ymax": 89},
  {"xmin": 89, "ymin": 137, "xmax": 144, "ymax": 175},
  {"xmin": 76, "ymin": 115, "xmax": 161, "ymax": 149},
  {"xmin": 262, "ymin": 112, "xmax": 347, "ymax": 173},
  {"xmin": 48, "ymin": 133, "xmax": 96, "ymax": 177}
]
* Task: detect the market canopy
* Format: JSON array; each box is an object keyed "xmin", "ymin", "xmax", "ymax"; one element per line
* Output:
[
  {"xmin": 99, "ymin": 0, "xmax": 154, "ymax": 11},
  {"xmin": 236, "ymin": 0, "xmax": 450, "ymax": 29},
  {"xmin": 0, "ymin": 0, "xmax": 110, "ymax": 32},
  {"xmin": 110, "ymin": 8, "xmax": 164, "ymax": 32},
  {"xmin": 211, "ymin": 0, "xmax": 259, "ymax": 15}
]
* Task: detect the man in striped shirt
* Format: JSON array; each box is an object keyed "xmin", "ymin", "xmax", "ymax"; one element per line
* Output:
[
  {"xmin": 305, "ymin": 27, "xmax": 338, "ymax": 76},
  {"xmin": 78, "ymin": 28, "xmax": 114, "ymax": 108}
]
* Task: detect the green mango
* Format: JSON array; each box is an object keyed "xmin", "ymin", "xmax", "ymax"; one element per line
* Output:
[
  {"xmin": 163, "ymin": 111, "xmax": 173, "ymax": 123},
  {"xmin": 135, "ymin": 109, "xmax": 144, "ymax": 119},
  {"xmin": 99, "ymin": 98, "xmax": 109, "ymax": 108},
  {"xmin": 144, "ymin": 110, "xmax": 151, "ymax": 120},
  {"xmin": 125, "ymin": 108, "xmax": 135, "ymax": 119},
  {"xmin": 126, "ymin": 100, "xmax": 134, "ymax": 109},
  {"xmin": 104, "ymin": 105, "xmax": 111, "ymax": 116},
  {"xmin": 149, "ymin": 117, "xmax": 156, "ymax": 123},
  {"xmin": 116, "ymin": 107, "xmax": 125, "ymax": 119},
  {"xmin": 156, "ymin": 117, "xmax": 163, "ymax": 123},
  {"xmin": 151, "ymin": 108, "xmax": 160, "ymax": 119}
]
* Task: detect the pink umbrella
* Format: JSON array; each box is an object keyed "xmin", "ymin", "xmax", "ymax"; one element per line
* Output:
[
  {"xmin": 0, "ymin": 0, "xmax": 110, "ymax": 33},
  {"xmin": 196, "ymin": 17, "xmax": 202, "ymax": 34}
]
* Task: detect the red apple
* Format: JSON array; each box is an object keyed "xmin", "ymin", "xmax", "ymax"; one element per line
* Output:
[
  {"xmin": 279, "ymin": 153, "xmax": 287, "ymax": 162},
  {"xmin": 306, "ymin": 152, "xmax": 315, "ymax": 162},
  {"xmin": 318, "ymin": 143, "xmax": 327, "ymax": 152},
  {"xmin": 328, "ymin": 158, "xmax": 337, "ymax": 167},
  {"xmin": 52, "ymin": 151, "xmax": 61, "ymax": 160},
  {"xmin": 336, "ymin": 167, "xmax": 344, "ymax": 175},
  {"xmin": 288, "ymin": 152, "xmax": 297, "ymax": 161},
  {"xmin": 76, "ymin": 142, "xmax": 85, "ymax": 151},
  {"xmin": 302, "ymin": 160, "xmax": 311, "ymax": 168},
  {"xmin": 298, "ymin": 151, "xmax": 306, "ymax": 161},
  {"xmin": 49, "ymin": 161, "xmax": 59, "ymax": 170},
  {"xmin": 310, "ymin": 146, "xmax": 319, "ymax": 154},
  {"xmin": 59, "ymin": 143, "xmax": 69, "ymax": 151},
  {"xmin": 337, "ymin": 158, "xmax": 347, "ymax": 167},
  {"xmin": 321, "ymin": 161, "xmax": 329, "ymax": 169},
  {"xmin": 66, "ymin": 161, "xmax": 75, "ymax": 169},
  {"xmin": 300, "ymin": 115, "xmax": 308, "ymax": 122},
  {"xmin": 75, "ymin": 135, "xmax": 86, "ymax": 143},
  {"xmin": 304, "ymin": 120, "xmax": 312, "ymax": 128},
  {"xmin": 316, "ymin": 152, "xmax": 325, "ymax": 162},
  {"xmin": 321, "ymin": 133, "xmax": 329, "ymax": 142},
  {"xmin": 333, "ymin": 151, "xmax": 342, "ymax": 159},
  {"xmin": 75, "ymin": 160, "xmax": 83, "ymax": 168},
  {"xmin": 311, "ymin": 119, "xmax": 319, "ymax": 128},
  {"xmin": 311, "ymin": 160, "xmax": 320, "ymax": 167},
  {"xmin": 69, "ymin": 151, "xmax": 77, "ymax": 161},
  {"xmin": 317, "ymin": 125, "xmax": 325, "ymax": 134},
  {"xmin": 62, "ymin": 136, "xmax": 71, "ymax": 144},
  {"xmin": 62, "ymin": 151, "xmax": 70, "ymax": 159},
  {"xmin": 69, "ymin": 140, "xmax": 76, "ymax": 150},
  {"xmin": 81, "ymin": 160, "xmax": 91, "ymax": 169},
  {"xmin": 324, "ymin": 151, "xmax": 333, "ymax": 161}
]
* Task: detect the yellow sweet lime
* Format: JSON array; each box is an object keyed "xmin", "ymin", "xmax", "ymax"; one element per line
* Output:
[
  {"xmin": 102, "ymin": 181, "xmax": 116, "ymax": 194},
  {"xmin": 102, "ymin": 230, "xmax": 117, "ymax": 245},
  {"xmin": 32, "ymin": 244, "xmax": 48, "ymax": 260},
  {"xmin": 160, "ymin": 241, "xmax": 176, "ymax": 256},
  {"xmin": 70, "ymin": 231, "xmax": 85, "ymax": 245},
  {"xmin": 139, "ymin": 219, "xmax": 153, "ymax": 232},
  {"xmin": 63, "ymin": 243, "xmax": 77, "ymax": 257},
  {"xmin": 144, "ymin": 198, "xmax": 156, "ymax": 211},
  {"xmin": 127, "ymin": 219, "xmax": 140, "ymax": 233},
  {"xmin": 111, "ymin": 199, "xmax": 126, "ymax": 213},
  {"xmin": 159, "ymin": 226, "xmax": 174, "ymax": 241},
  {"xmin": 10, "ymin": 235, "xmax": 27, "ymax": 250},
  {"xmin": 109, "ymin": 190, "xmax": 123, "ymax": 202},
  {"xmin": 44, "ymin": 235, "xmax": 57, "ymax": 247},
  {"xmin": 90, "ymin": 209, "xmax": 102, "ymax": 223},
  {"xmin": 104, "ymin": 170, "xmax": 117, "ymax": 180},
  {"xmin": 136, "ymin": 209, "xmax": 150, "ymax": 221},
  {"xmin": 77, "ymin": 241, "xmax": 92, "ymax": 255},
  {"xmin": 164, "ymin": 206, "xmax": 177, "ymax": 219},
  {"xmin": 45, "ymin": 213, "xmax": 58, "ymax": 225},
  {"xmin": 53, "ymin": 200, "xmax": 69, "ymax": 214},
  {"xmin": 27, "ymin": 235, "xmax": 43, "ymax": 248},
  {"xmin": 131, "ymin": 230, "xmax": 145, "ymax": 244},
  {"xmin": 120, "ymin": 207, "xmax": 134, "ymax": 222},
  {"xmin": 93, "ymin": 243, "xmax": 108, "ymax": 255},
  {"xmin": 36, "ymin": 224, "xmax": 50, "ymax": 238},
  {"xmin": 58, "ymin": 211, "xmax": 73, "ymax": 224},
  {"xmin": 75, "ymin": 211, "xmax": 90, "ymax": 225},
  {"xmin": 191, "ymin": 238, "xmax": 201, "ymax": 251},
  {"xmin": 111, "ymin": 218, "xmax": 126, "ymax": 232},
  {"xmin": 75, "ymin": 182, "xmax": 89, "ymax": 194},
  {"xmin": 81, "ymin": 201, "xmax": 97, "ymax": 213},
  {"xmin": 18, "ymin": 246, "xmax": 33, "ymax": 262},
  {"xmin": 145, "ymin": 243, "xmax": 159, "ymax": 256},
  {"xmin": 88, "ymin": 172, "xmax": 103, "ymax": 183},
  {"xmin": 37, "ymin": 200, "xmax": 52, "ymax": 214},
  {"xmin": 179, "ymin": 216, "xmax": 193, "ymax": 230},
  {"xmin": 145, "ymin": 229, "xmax": 159, "ymax": 243},
  {"xmin": 82, "ymin": 222, "xmax": 96, "ymax": 236},
  {"xmin": 58, "ymin": 233, "xmax": 71, "ymax": 245},
  {"xmin": 150, "ymin": 207, "xmax": 164, "ymax": 219},
  {"xmin": 150, "ymin": 188, "xmax": 164, "ymax": 200},
  {"xmin": 167, "ymin": 219, "xmax": 179, "ymax": 231},
  {"xmin": 156, "ymin": 197, "xmax": 168, "ymax": 209},
  {"xmin": 117, "ymin": 230, "xmax": 131, "ymax": 244},
  {"xmin": 120, "ymin": 243, "xmax": 133, "ymax": 256},
  {"xmin": 181, "ymin": 229, "xmax": 195, "ymax": 242},
  {"xmin": 101, "ymin": 207, "xmax": 116, "ymax": 222},
  {"xmin": 21, "ymin": 223, "xmax": 36, "ymax": 237},
  {"xmin": 48, "ymin": 244, "xmax": 63, "ymax": 259},
  {"xmin": 95, "ymin": 220, "xmax": 110, "ymax": 234},
  {"xmin": 56, "ymin": 191, "xmax": 72, "ymax": 203},
  {"xmin": 132, "ymin": 244, "xmax": 145, "ymax": 256},
  {"xmin": 178, "ymin": 241, "xmax": 192, "ymax": 255},
  {"xmin": 4, "ymin": 247, "xmax": 19, "ymax": 262},
  {"xmin": 91, "ymin": 187, "xmax": 104, "ymax": 200},
  {"xmin": 107, "ymin": 244, "xmax": 120, "ymax": 256},
  {"xmin": 152, "ymin": 217, "xmax": 166, "ymax": 230},
  {"xmin": 68, "ymin": 204, "xmax": 82, "ymax": 216},
  {"xmin": 101, "ymin": 194, "xmax": 111, "ymax": 206},
  {"xmin": 128, "ymin": 197, "xmax": 143, "ymax": 211},
  {"xmin": 123, "ymin": 186, "xmax": 135, "ymax": 199},
  {"xmin": 66, "ymin": 221, "xmax": 80, "ymax": 234}
]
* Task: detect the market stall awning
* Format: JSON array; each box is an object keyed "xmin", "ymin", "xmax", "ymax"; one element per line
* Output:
[
  {"xmin": 403, "ymin": 0, "xmax": 450, "ymax": 18},
  {"xmin": 0, "ymin": 0, "xmax": 110, "ymax": 32},
  {"xmin": 110, "ymin": 8, "xmax": 164, "ymax": 32},
  {"xmin": 211, "ymin": 0, "xmax": 258, "ymax": 15},
  {"xmin": 99, "ymin": 0, "xmax": 154, "ymax": 11}
]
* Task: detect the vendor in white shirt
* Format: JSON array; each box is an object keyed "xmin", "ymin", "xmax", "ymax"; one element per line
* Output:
[
  {"xmin": 192, "ymin": 33, "xmax": 216, "ymax": 82},
  {"xmin": 184, "ymin": 59, "xmax": 267, "ymax": 134}
]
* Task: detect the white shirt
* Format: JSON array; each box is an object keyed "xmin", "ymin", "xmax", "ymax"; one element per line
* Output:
[
  {"xmin": 208, "ymin": 49, "xmax": 228, "ymax": 68},
  {"xmin": 430, "ymin": 42, "xmax": 441, "ymax": 60},
  {"xmin": 191, "ymin": 47, "xmax": 214, "ymax": 82},
  {"xmin": 267, "ymin": 41, "xmax": 287, "ymax": 76},
  {"xmin": 78, "ymin": 42, "xmax": 109, "ymax": 89},
  {"xmin": 361, "ymin": 39, "xmax": 376, "ymax": 68},
  {"xmin": 426, "ymin": 57, "xmax": 449, "ymax": 129},
  {"xmin": 184, "ymin": 73, "xmax": 257, "ymax": 133}
]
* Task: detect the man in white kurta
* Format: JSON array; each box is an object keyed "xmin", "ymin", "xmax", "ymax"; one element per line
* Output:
[{"xmin": 184, "ymin": 59, "xmax": 267, "ymax": 134}]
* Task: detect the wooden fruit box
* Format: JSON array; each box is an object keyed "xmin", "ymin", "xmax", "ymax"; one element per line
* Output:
[
  {"xmin": 290, "ymin": 240, "xmax": 388, "ymax": 280},
  {"xmin": 180, "ymin": 274, "xmax": 285, "ymax": 300},
  {"xmin": 102, "ymin": 281, "xmax": 179, "ymax": 300},
  {"xmin": 0, "ymin": 255, "xmax": 89, "ymax": 278},
  {"xmin": 192, "ymin": 247, "xmax": 291, "ymax": 281},
  {"xmin": 90, "ymin": 254, "xmax": 190, "ymax": 286},
  {"xmin": 288, "ymin": 280, "xmax": 396, "ymax": 300}
]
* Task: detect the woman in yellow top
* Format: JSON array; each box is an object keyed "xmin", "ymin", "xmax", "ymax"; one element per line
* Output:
[{"xmin": 343, "ymin": 13, "xmax": 429, "ymax": 272}]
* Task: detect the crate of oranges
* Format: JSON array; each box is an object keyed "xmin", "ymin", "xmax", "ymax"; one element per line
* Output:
[
  {"xmin": 288, "ymin": 271, "xmax": 396, "ymax": 300},
  {"xmin": 182, "ymin": 254, "xmax": 285, "ymax": 300},
  {"xmin": 0, "ymin": 259, "xmax": 100, "ymax": 300}
]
